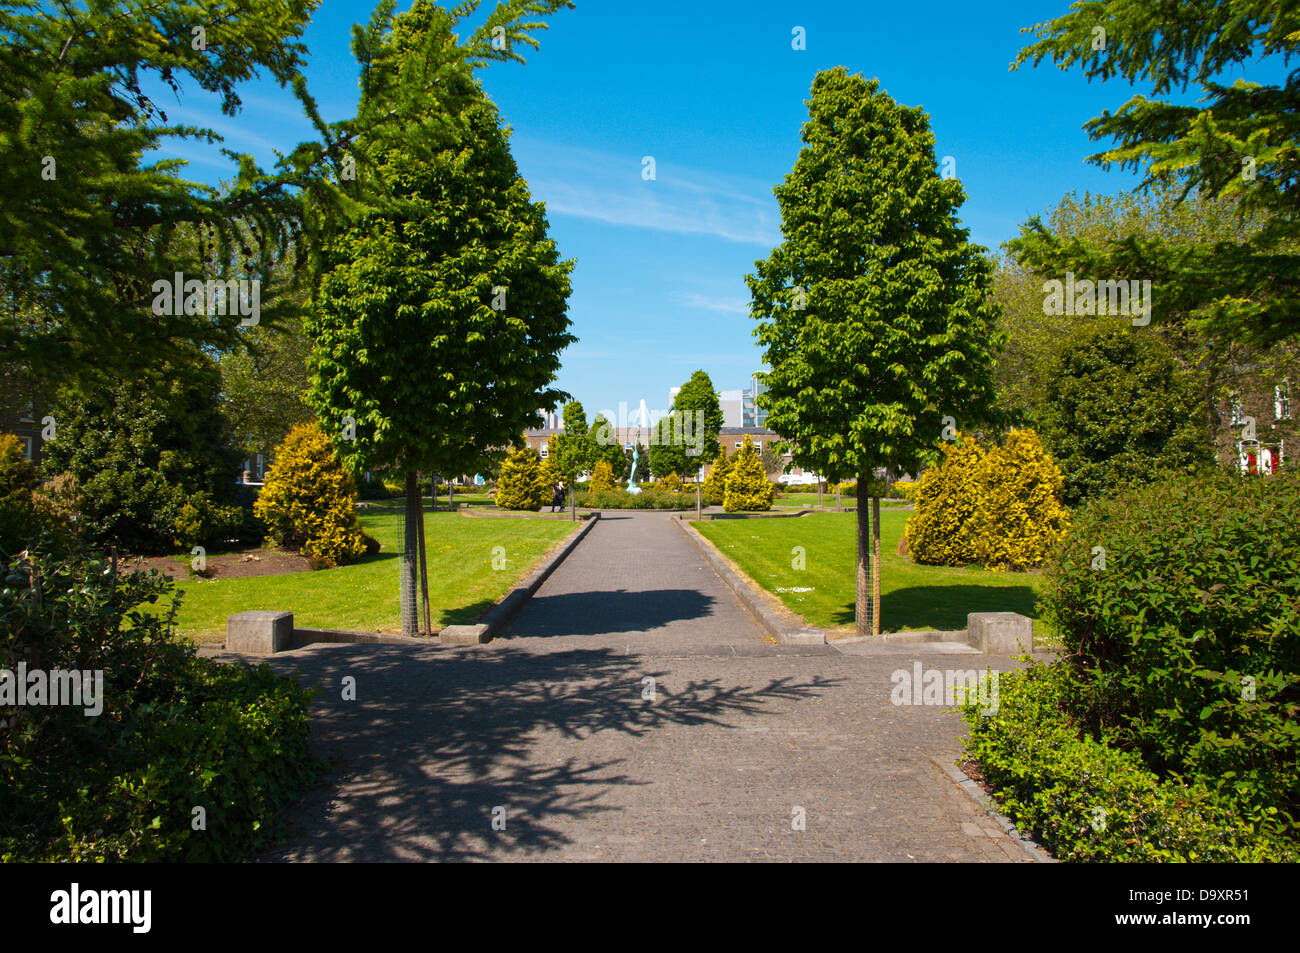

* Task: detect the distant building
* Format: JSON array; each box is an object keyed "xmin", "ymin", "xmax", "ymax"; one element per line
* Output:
[
  {"xmin": 0, "ymin": 372, "xmax": 52, "ymax": 466},
  {"xmin": 745, "ymin": 372, "xmax": 768, "ymax": 428},
  {"xmin": 718, "ymin": 389, "xmax": 744, "ymax": 428}
]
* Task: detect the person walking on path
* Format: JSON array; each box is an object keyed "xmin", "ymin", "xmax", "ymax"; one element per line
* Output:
[{"xmin": 550, "ymin": 480, "xmax": 565, "ymax": 513}]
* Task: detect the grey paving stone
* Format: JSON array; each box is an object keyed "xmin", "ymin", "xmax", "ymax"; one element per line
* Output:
[{"xmin": 251, "ymin": 511, "xmax": 1041, "ymax": 863}]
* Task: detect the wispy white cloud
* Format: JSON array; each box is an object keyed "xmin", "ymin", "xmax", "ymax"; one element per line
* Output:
[
  {"xmin": 515, "ymin": 137, "xmax": 782, "ymax": 246},
  {"xmin": 678, "ymin": 292, "xmax": 750, "ymax": 315}
]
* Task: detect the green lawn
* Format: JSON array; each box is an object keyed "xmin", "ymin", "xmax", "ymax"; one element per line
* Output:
[
  {"xmin": 694, "ymin": 510, "xmax": 1050, "ymax": 639},
  {"xmin": 772, "ymin": 492, "xmax": 909, "ymax": 509},
  {"xmin": 160, "ymin": 506, "xmax": 573, "ymax": 643}
]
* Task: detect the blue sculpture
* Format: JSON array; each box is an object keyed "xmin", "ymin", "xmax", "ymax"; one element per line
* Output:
[{"xmin": 627, "ymin": 444, "xmax": 642, "ymax": 495}]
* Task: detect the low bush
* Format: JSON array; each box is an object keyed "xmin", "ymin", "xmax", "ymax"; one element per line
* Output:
[
  {"xmin": 172, "ymin": 491, "xmax": 247, "ymax": 551},
  {"xmin": 253, "ymin": 423, "xmax": 366, "ymax": 568},
  {"xmin": 578, "ymin": 486, "xmax": 697, "ymax": 510},
  {"xmin": 495, "ymin": 446, "xmax": 552, "ymax": 510},
  {"xmin": 657, "ymin": 471, "xmax": 683, "ymax": 494},
  {"xmin": 907, "ymin": 429, "xmax": 1070, "ymax": 570},
  {"xmin": 1041, "ymin": 471, "xmax": 1300, "ymax": 829},
  {"xmin": 962, "ymin": 662, "xmax": 1295, "ymax": 861},
  {"xmin": 1, "ymin": 544, "xmax": 319, "ymax": 861},
  {"xmin": 889, "ymin": 479, "xmax": 918, "ymax": 501}
]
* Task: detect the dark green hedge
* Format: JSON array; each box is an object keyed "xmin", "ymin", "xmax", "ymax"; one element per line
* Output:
[
  {"xmin": 962, "ymin": 663, "xmax": 1295, "ymax": 861},
  {"xmin": 1, "ymin": 543, "xmax": 319, "ymax": 861}
]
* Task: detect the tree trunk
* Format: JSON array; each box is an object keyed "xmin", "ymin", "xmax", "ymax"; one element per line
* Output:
[
  {"xmin": 817, "ymin": 480, "xmax": 823, "ymax": 509},
  {"xmin": 448, "ymin": 482, "xmax": 454, "ymax": 511},
  {"xmin": 855, "ymin": 472, "xmax": 873, "ymax": 636},
  {"xmin": 570, "ymin": 481, "xmax": 576, "ymax": 521},
  {"xmin": 836, "ymin": 485, "xmax": 842, "ymax": 512},
  {"xmin": 415, "ymin": 486, "xmax": 432, "ymax": 636},
  {"xmin": 401, "ymin": 471, "xmax": 420, "ymax": 636},
  {"xmin": 872, "ymin": 495, "xmax": 882, "ymax": 636}
]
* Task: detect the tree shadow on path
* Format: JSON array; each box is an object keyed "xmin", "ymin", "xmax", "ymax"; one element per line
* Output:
[
  {"xmin": 257, "ymin": 643, "xmax": 838, "ymax": 861},
  {"xmin": 505, "ymin": 588, "xmax": 721, "ymax": 637}
]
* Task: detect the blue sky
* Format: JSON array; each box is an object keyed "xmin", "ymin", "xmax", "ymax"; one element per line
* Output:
[{"xmin": 162, "ymin": 0, "xmax": 1268, "ymax": 419}]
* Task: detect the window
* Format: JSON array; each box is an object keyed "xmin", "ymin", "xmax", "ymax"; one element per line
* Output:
[
  {"xmin": 18, "ymin": 400, "xmax": 34, "ymax": 423},
  {"xmin": 754, "ymin": 441, "xmax": 762, "ymax": 452},
  {"xmin": 539, "ymin": 443, "xmax": 548, "ymax": 459},
  {"xmin": 1229, "ymin": 394, "xmax": 1243, "ymax": 426},
  {"xmin": 1277, "ymin": 380, "xmax": 1292, "ymax": 421},
  {"xmin": 624, "ymin": 441, "xmax": 632, "ymax": 450},
  {"xmin": 20, "ymin": 435, "xmax": 32, "ymax": 460},
  {"xmin": 735, "ymin": 441, "xmax": 743, "ymax": 449}
]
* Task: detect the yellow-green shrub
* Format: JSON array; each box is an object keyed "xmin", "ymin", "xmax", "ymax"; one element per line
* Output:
[
  {"xmin": 891, "ymin": 479, "xmax": 918, "ymax": 501},
  {"xmin": 495, "ymin": 445, "xmax": 549, "ymax": 510},
  {"xmin": 702, "ymin": 448, "xmax": 731, "ymax": 506},
  {"xmin": 976, "ymin": 429, "xmax": 1070, "ymax": 570},
  {"xmin": 588, "ymin": 458, "xmax": 616, "ymax": 493},
  {"xmin": 906, "ymin": 429, "xmax": 1068, "ymax": 570},
  {"xmin": 253, "ymin": 423, "xmax": 366, "ymax": 568},
  {"xmin": 657, "ymin": 471, "xmax": 682, "ymax": 493},
  {"xmin": 724, "ymin": 436, "xmax": 773, "ymax": 512}
]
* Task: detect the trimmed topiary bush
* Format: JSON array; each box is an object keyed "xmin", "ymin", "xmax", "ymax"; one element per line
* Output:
[
  {"xmin": 495, "ymin": 445, "xmax": 549, "ymax": 511},
  {"xmin": 702, "ymin": 447, "xmax": 731, "ymax": 506},
  {"xmin": 907, "ymin": 429, "xmax": 1069, "ymax": 570},
  {"xmin": 253, "ymin": 422, "xmax": 366, "ymax": 568},
  {"xmin": 589, "ymin": 458, "xmax": 616, "ymax": 493},
  {"xmin": 905, "ymin": 435, "xmax": 987, "ymax": 565},
  {"xmin": 724, "ymin": 436, "xmax": 773, "ymax": 512}
]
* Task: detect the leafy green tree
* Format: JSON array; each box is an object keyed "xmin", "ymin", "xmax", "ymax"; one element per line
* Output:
[
  {"xmin": 307, "ymin": 4, "xmax": 573, "ymax": 634},
  {"xmin": 1014, "ymin": 0, "xmax": 1299, "ymax": 346},
  {"xmin": 550, "ymin": 401, "xmax": 595, "ymax": 518},
  {"xmin": 747, "ymin": 68, "xmax": 1001, "ymax": 634},
  {"xmin": 43, "ymin": 351, "xmax": 242, "ymax": 554},
  {"xmin": 589, "ymin": 413, "xmax": 626, "ymax": 476},
  {"xmin": 723, "ymin": 436, "xmax": 773, "ymax": 512},
  {"xmin": 219, "ymin": 321, "xmax": 315, "ymax": 457},
  {"xmin": 0, "ymin": 0, "xmax": 571, "ymax": 388},
  {"xmin": 649, "ymin": 370, "xmax": 723, "ymax": 480},
  {"xmin": 1038, "ymin": 320, "xmax": 1214, "ymax": 505},
  {"xmin": 647, "ymin": 414, "xmax": 689, "ymax": 479}
]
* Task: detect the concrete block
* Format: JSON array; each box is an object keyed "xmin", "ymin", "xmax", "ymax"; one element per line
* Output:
[
  {"xmin": 440, "ymin": 624, "xmax": 491, "ymax": 645},
  {"xmin": 227, "ymin": 610, "xmax": 294, "ymax": 655},
  {"xmin": 967, "ymin": 612, "xmax": 1033, "ymax": 655}
]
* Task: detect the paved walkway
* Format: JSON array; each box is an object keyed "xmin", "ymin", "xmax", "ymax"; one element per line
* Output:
[{"xmin": 248, "ymin": 511, "xmax": 1037, "ymax": 862}]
